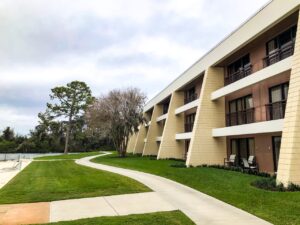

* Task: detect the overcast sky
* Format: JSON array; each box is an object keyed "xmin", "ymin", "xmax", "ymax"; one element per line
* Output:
[{"xmin": 0, "ymin": 0, "xmax": 269, "ymax": 135}]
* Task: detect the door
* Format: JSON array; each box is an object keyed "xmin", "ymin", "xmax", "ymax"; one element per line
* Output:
[
  {"xmin": 272, "ymin": 136, "xmax": 282, "ymax": 172},
  {"xmin": 231, "ymin": 138, "xmax": 254, "ymax": 166}
]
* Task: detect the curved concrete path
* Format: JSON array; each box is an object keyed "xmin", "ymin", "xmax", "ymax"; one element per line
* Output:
[{"xmin": 77, "ymin": 153, "xmax": 272, "ymax": 225}]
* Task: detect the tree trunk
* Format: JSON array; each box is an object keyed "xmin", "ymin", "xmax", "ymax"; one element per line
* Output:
[{"xmin": 64, "ymin": 116, "xmax": 72, "ymax": 154}]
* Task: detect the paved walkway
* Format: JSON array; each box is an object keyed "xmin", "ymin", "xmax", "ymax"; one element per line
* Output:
[
  {"xmin": 0, "ymin": 160, "xmax": 31, "ymax": 189},
  {"xmin": 77, "ymin": 153, "xmax": 272, "ymax": 225},
  {"xmin": 50, "ymin": 192, "xmax": 176, "ymax": 222},
  {"xmin": 0, "ymin": 153, "xmax": 272, "ymax": 225}
]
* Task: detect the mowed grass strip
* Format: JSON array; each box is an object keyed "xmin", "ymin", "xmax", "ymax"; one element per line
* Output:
[
  {"xmin": 41, "ymin": 210, "xmax": 195, "ymax": 225},
  {"xmin": 0, "ymin": 160, "xmax": 150, "ymax": 204},
  {"xmin": 92, "ymin": 153, "xmax": 300, "ymax": 225},
  {"xmin": 35, "ymin": 151, "xmax": 102, "ymax": 160}
]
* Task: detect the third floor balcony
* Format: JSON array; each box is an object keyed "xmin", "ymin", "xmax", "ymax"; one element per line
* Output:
[{"xmin": 184, "ymin": 93, "xmax": 198, "ymax": 104}]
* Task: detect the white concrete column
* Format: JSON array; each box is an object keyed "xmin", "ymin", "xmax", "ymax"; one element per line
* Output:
[
  {"xmin": 186, "ymin": 67, "xmax": 227, "ymax": 166},
  {"xmin": 277, "ymin": 10, "xmax": 300, "ymax": 186},
  {"xmin": 157, "ymin": 92, "xmax": 185, "ymax": 159}
]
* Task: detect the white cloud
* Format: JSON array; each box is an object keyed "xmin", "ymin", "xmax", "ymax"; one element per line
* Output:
[{"xmin": 0, "ymin": 0, "xmax": 269, "ymax": 134}]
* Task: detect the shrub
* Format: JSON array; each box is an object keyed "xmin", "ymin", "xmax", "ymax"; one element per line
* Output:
[
  {"xmin": 170, "ymin": 162, "xmax": 186, "ymax": 168},
  {"xmin": 197, "ymin": 164, "xmax": 271, "ymax": 177},
  {"xmin": 251, "ymin": 178, "xmax": 300, "ymax": 192}
]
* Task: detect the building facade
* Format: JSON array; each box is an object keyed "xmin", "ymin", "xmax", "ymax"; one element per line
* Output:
[{"xmin": 127, "ymin": 0, "xmax": 300, "ymax": 186}]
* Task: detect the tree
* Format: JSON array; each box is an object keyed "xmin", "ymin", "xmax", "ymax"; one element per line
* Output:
[
  {"xmin": 2, "ymin": 127, "xmax": 15, "ymax": 141},
  {"xmin": 46, "ymin": 81, "xmax": 94, "ymax": 154},
  {"xmin": 86, "ymin": 87, "xmax": 146, "ymax": 157}
]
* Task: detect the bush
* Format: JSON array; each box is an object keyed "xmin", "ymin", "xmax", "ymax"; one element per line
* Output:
[
  {"xmin": 251, "ymin": 178, "xmax": 300, "ymax": 192},
  {"xmin": 170, "ymin": 162, "xmax": 186, "ymax": 168},
  {"xmin": 197, "ymin": 164, "xmax": 271, "ymax": 177}
]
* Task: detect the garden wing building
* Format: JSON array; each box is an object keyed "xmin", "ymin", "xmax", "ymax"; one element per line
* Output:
[{"xmin": 127, "ymin": 0, "xmax": 300, "ymax": 186}]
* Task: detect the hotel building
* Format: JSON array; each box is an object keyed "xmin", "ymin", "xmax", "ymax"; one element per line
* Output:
[{"xmin": 127, "ymin": 0, "xmax": 300, "ymax": 186}]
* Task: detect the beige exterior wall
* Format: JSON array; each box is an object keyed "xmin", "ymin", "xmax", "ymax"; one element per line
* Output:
[
  {"xmin": 143, "ymin": 105, "xmax": 162, "ymax": 156},
  {"xmin": 277, "ymin": 10, "xmax": 300, "ymax": 186},
  {"xmin": 157, "ymin": 92, "xmax": 185, "ymax": 159},
  {"xmin": 133, "ymin": 124, "xmax": 147, "ymax": 154},
  {"xmin": 127, "ymin": 132, "xmax": 138, "ymax": 153},
  {"xmin": 186, "ymin": 67, "xmax": 227, "ymax": 166}
]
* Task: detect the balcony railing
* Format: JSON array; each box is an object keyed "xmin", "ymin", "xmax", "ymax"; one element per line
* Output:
[
  {"xmin": 226, "ymin": 108, "xmax": 255, "ymax": 126},
  {"xmin": 263, "ymin": 41, "xmax": 294, "ymax": 68},
  {"xmin": 266, "ymin": 100, "xmax": 287, "ymax": 121},
  {"xmin": 184, "ymin": 93, "xmax": 198, "ymax": 104},
  {"xmin": 225, "ymin": 64, "xmax": 252, "ymax": 85},
  {"xmin": 184, "ymin": 123, "xmax": 194, "ymax": 132}
]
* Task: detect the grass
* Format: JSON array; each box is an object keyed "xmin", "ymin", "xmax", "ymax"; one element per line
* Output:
[
  {"xmin": 0, "ymin": 160, "xmax": 150, "ymax": 204},
  {"xmin": 92, "ymin": 153, "xmax": 300, "ymax": 225},
  {"xmin": 35, "ymin": 151, "xmax": 102, "ymax": 160},
  {"xmin": 41, "ymin": 211, "xmax": 194, "ymax": 225}
]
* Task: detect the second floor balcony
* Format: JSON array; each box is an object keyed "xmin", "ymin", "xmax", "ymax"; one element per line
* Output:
[
  {"xmin": 266, "ymin": 100, "xmax": 287, "ymax": 121},
  {"xmin": 184, "ymin": 123, "xmax": 194, "ymax": 133},
  {"xmin": 226, "ymin": 108, "xmax": 255, "ymax": 126}
]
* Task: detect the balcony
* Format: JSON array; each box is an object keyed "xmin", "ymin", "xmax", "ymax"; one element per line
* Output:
[
  {"xmin": 211, "ymin": 57, "xmax": 292, "ymax": 101},
  {"xmin": 184, "ymin": 93, "xmax": 198, "ymax": 104},
  {"xmin": 156, "ymin": 136, "xmax": 162, "ymax": 142},
  {"xmin": 185, "ymin": 123, "xmax": 194, "ymax": 132},
  {"xmin": 266, "ymin": 100, "xmax": 287, "ymax": 121},
  {"xmin": 225, "ymin": 64, "xmax": 252, "ymax": 85},
  {"xmin": 156, "ymin": 113, "xmax": 168, "ymax": 122},
  {"xmin": 175, "ymin": 132, "xmax": 192, "ymax": 140},
  {"xmin": 263, "ymin": 41, "xmax": 294, "ymax": 68},
  {"xmin": 226, "ymin": 108, "xmax": 255, "ymax": 126},
  {"xmin": 213, "ymin": 119, "xmax": 284, "ymax": 137}
]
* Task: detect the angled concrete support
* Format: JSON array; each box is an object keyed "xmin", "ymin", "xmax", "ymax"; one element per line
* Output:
[
  {"xmin": 157, "ymin": 92, "xmax": 185, "ymax": 159},
  {"xmin": 127, "ymin": 132, "xmax": 138, "ymax": 153},
  {"xmin": 186, "ymin": 67, "xmax": 226, "ymax": 166},
  {"xmin": 143, "ymin": 105, "xmax": 162, "ymax": 156},
  {"xmin": 133, "ymin": 124, "xmax": 147, "ymax": 154},
  {"xmin": 277, "ymin": 11, "xmax": 300, "ymax": 186}
]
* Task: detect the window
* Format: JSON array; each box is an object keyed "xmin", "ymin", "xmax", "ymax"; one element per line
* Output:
[
  {"xmin": 227, "ymin": 95, "xmax": 254, "ymax": 126},
  {"xmin": 162, "ymin": 102, "xmax": 169, "ymax": 114},
  {"xmin": 264, "ymin": 25, "xmax": 297, "ymax": 67},
  {"xmin": 185, "ymin": 113, "xmax": 196, "ymax": 132},
  {"xmin": 272, "ymin": 136, "xmax": 282, "ymax": 172},
  {"xmin": 227, "ymin": 54, "xmax": 250, "ymax": 75},
  {"xmin": 225, "ymin": 54, "xmax": 251, "ymax": 85},
  {"xmin": 266, "ymin": 82, "xmax": 289, "ymax": 120},
  {"xmin": 184, "ymin": 87, "xmax": 197, "ymax": 104}
]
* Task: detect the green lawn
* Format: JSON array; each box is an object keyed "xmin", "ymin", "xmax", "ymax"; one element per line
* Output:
[
  {"xmin": 0, "ymin": 160, "xmax": 150, "ymax": 204},
  {"xmin": 92, "ymin": 153, "xmax": 300, "ymax": 225},
  {"xmin": 41, "ymin": 211, "xmax": 194, "ymax": 225},
  {"xmin": 35, "ymin": 151, "xmax": 102, "ymax": 160}
]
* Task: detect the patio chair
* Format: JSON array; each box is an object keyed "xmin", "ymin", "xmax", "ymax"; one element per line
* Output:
[
  {"xmin": 242, "ymin": 158, "xmax": 258, "ymax": 172},
  {"xmin": 248, "ymin": 155, "xmax": 256, "ymax": 165},
  {"xmin": 224, "ymin": 154, "xmax": 236, "ymax": 166}
]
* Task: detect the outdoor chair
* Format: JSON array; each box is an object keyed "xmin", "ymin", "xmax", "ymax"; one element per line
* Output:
[
  {"xmin": 248, "ymin": 155, "xmax": 256, "ymax": 165},
  {"xmin": 224, "ymin": 154, "xmax": 236, "ymax": 167},
  {"xmin": 242, "ymin": 158, "xmax": 258, "ymax": 172}
]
